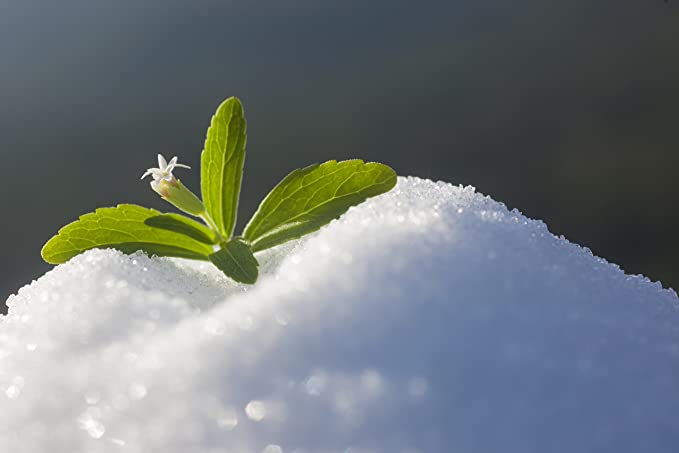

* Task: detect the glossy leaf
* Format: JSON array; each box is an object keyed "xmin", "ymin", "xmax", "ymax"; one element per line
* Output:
[
  {"xmin": 41, "ymin": 204, "xmax": 215, "ymax": 264},
  {"xmin": 209, "ymin": 238, "xmax": 259, "ymax": 284},
  {"xmin": 243, "ymin": 159, "xmax": 396, "ymax": 252},
  {"xmin": 144, "ymin": 213, "xmax": 217, "ymax": 244},
  {"xmin": 201, "ymin": 97, "xmax": 247, "ymax": 239}
]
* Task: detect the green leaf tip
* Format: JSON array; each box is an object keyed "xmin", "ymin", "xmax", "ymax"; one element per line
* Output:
[
  {"xmin": 201, "ymin": 96, "xmax": 247, "ymax": 240},
  {"xmin": 209, "ymin": 238, "xmax": 259, "ymax": 284},
  {"xmin": 41, "ymin": 204, "xmax": 216, "ymax": 264},
  {"xmin": 243, "ymin": 159, "xmax": 397, "ymax": 252},
  {"xmin": 41, "ymin": 96, "xmax": 399, "ymax": 286}
]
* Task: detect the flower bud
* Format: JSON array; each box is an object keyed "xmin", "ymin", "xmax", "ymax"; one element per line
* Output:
[{"xmin": 151, "ymin": 177, "xmax": 205, "ymax": 217}]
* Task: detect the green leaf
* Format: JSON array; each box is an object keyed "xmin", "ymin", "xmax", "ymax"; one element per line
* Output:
[
  {"xmin": 201, "ymin": 96, "xmax": 247, "ymax": 239},
  {"xmin": 41, "ymin": 204, "xmax": 216, "ymax": 264},
  {"xmin": 143, "ymin": 213, "xmax": 217, "ymax": 244},
  {"xmin": 243, "ymin": 159, "xmax": 397, "ymax": 252},
  {"xmin": 209, "ymin": 238, "xmax": 259, "ymax": 284}
]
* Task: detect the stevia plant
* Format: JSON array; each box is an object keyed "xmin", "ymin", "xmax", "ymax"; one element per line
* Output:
[{"xmin": 41, "ymin": 97, "xmax": 397, "ymax": 284}]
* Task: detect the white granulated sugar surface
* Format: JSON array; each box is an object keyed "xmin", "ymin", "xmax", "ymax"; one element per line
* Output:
[{"xmin": 2, "ymin": 177, "xmax": 678, "ymax": 453}]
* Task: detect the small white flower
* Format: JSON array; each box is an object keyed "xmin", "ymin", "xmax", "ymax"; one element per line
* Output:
[
  {"xmin": 141, "ymin": 154, "xmax": 191, "ymax": 191},
  {"xmin": 140, "ymin": 154, "xmax": 205, "ymax": 216}
]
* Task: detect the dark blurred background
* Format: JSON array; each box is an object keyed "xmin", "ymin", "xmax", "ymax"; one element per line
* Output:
[{"xmin": 1, "ymin": 0, "xmax": 677, "ymax": 308}]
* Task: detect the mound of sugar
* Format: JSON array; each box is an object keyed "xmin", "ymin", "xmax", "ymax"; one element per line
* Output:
[{"xmin": 2, "ymin": 177, "xmax": 677, "ymax": 453}]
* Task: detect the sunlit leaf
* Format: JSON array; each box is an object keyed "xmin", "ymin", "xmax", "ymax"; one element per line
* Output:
[
  {"xmin": 41, "ymin": 204, "xmax": 215, "ymax": 264},
  {"xmin": 243, "ymin": 160, "xmax": 396, "ymax": 252},
  {"xmin": 201, "ymin": 97, "xmax": 247, "ymax": 239}
]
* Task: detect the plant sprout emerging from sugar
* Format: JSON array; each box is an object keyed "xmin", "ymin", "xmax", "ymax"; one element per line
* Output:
[{"xmin": 41, "ymin": 97, "xmax": 397, "ymax": 284}]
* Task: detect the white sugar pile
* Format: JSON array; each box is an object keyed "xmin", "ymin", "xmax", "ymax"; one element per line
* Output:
[{"xmin": 2, "ymin": 177, "xmax": 678, "ymax": 453}]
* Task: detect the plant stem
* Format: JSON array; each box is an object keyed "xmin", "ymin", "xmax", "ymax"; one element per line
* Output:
[{"xmin": 200, "ymin": 212, "xmax": 226, "ymax": 244}]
